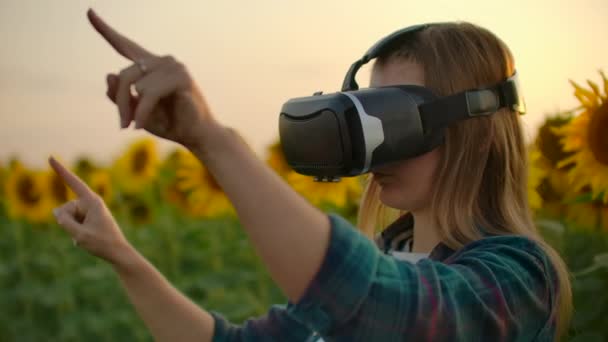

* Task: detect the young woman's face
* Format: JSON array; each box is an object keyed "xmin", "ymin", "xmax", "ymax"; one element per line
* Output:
[{"xmin": 369, "ymin": 59, "xmax": 442, "ymax": 212}]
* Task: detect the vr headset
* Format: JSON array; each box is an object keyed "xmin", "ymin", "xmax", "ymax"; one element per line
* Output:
[{"xmin": 278, "ymin": 23, "xmax": 526, "ymax": 182}]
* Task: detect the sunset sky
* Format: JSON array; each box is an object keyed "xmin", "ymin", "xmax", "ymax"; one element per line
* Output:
[{"xmin": 1, "ymin": 0, "xmax": 607, "ymax": 168}]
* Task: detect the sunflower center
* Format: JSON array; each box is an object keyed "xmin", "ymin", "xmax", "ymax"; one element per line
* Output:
[
  {"xmin": 17, "ymin": 175, "xmax": 41, "ymax": 206},
  {"xmin": 131, "ymin": 203, "xmax": 151, "ymax": 223},
  {"xmin": 588, "ymin": 101, "xmax": 608, "ymax": 165},
  {"xmin": 132, "ymin": 148, "xmax": 149, "ymax": 174},
  {"xmin": 97, "ymin": 184, "xmax": 107, "ymax": 199},
  {"xmin": 51, "ymin": 174, "xmax": 68, "ymax": 202}
]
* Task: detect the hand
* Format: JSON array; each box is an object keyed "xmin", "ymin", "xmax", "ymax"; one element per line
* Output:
[
  {"xmin": 49, "ymin": 156, "xmax": 134, "ymax": 268},
  {"xmin": 88, "ymin": 8, "xmax": 219, "ymax": 151}
]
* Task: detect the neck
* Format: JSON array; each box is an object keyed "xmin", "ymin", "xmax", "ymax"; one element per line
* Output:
[{"xmin": 410, "ymin": 209, "xmax": 441, "ymax": 253}]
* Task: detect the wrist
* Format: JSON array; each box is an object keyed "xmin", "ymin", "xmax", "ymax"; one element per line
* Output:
[
  {"xmin": 110, "ymin": 241, "xmax": 144, "ymax": 277},
  {"xmin": 186, "ymin": 123, "xmax": 238, "ymax": 161}
]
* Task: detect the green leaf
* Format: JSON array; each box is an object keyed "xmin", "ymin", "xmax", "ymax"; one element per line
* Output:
[
  {"xmin": 571, "ymin": 253, "xmax": 608, "ymax": 277},
  {"xmin": 568, "ymin": 332, "xmax": 605, "ymax": 342},
  {"xmin": 592, "ymin": 252, "xmax": 608, "ymax": 267},
  {"xmin": 563, "ymin": 191, "xmax": 595, "ymax": 204},
  {"xmin": 535, "ymin": 219, "xmax": 565, "ymax": 250}
]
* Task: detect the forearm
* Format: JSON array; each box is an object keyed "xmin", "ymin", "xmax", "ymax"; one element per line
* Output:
[
  {"xmin": 112, "ymin": 244, "xmax": 215, "ymax": 342},
  {"xmin": 189, "ymin": 124, "xmax": 331, "ymax": 304}
]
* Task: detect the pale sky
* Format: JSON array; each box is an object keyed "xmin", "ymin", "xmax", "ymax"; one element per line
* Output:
[{"xmin": 1, "ymin": 0, "xmax": 607, "ymax": 168}]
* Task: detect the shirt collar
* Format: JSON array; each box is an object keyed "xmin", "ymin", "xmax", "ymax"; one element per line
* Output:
[{"xmin": 381, "ymin": 212, "xmax": 456, "ymax": 262}]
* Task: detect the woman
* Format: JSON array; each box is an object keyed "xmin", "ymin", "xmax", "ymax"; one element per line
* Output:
[{"xmin": 50, "ymin": 8, "xmax": 572, "ymax": 341}]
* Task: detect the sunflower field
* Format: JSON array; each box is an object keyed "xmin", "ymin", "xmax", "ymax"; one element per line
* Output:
[{"xmin": 1, "ymin": 71, "xmax": 608, "ymax": 341}]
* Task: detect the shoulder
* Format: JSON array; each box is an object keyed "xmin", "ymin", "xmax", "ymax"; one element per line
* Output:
[
  {"xmin": 447, "ymin": 234, "xmax": 551, "ymax": 270},
  {"xmin": 435, "ymin": 234, "xmax": 558, "ymax": 306}
]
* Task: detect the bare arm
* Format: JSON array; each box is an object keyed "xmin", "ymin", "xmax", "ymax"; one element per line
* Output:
[
  {"xmin": 190, "ymin": 125, "xmax": 331, "ymax": 303},
  {"xmin": 50, "ymin": 157, "xmax": 216, "ymax": 342},
  {"xmin": 88, "ymin": 6, "xmax": 332, "ymax": 303},
  {"xmin": 55, "ymin": 8, "xmax": 333, "ymax": 340},
  {"xmin": 112, "ymin": 244, "xmax": 215, "ymax": 341}
]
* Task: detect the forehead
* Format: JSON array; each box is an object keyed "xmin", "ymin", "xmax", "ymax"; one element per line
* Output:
[{"xmin": 369, "ymin": 59, "xmax": 425, "ymax": 88}]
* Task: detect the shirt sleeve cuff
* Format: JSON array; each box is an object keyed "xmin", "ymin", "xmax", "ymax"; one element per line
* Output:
[
  {"xmin": 285, "ymin": 213, "xmax": 379, "ymax": 336},
  {"xmin": 210, "ymin": 310, "xmax": 232, "ymax": 342}
]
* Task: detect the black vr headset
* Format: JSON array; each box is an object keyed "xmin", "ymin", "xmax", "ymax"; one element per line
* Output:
[{"xmin": 278, "ymin": 23, "xmax": 526, "ymax": 182}]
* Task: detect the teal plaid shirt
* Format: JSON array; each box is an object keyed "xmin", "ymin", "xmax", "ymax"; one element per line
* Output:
[{"xmin": 210, "ymin": 214, "xmax": 558, "ymax": 341}]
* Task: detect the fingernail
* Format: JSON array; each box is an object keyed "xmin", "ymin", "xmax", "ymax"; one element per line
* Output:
[{"xmin": 53, "ymin": 208, "xmax": 60, "ymax": 218}]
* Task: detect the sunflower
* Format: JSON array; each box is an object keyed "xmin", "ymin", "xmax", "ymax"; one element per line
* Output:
[
  {"xmin": 45, "ymin": 159, "xmax": 77, "ymax": 207},
  {"xmin": 286, "ymin": 171, "xmax": 363, "ymax": 208},
  {"xmin": 527, "ymin": 147, "xmax": 546, "ymax": 211},
  {"xmin": 537, "ymin": 168, "xmax": 573, "ymax": 219},
  {"xmin": 162, "ymin": 148, "xmax": 188, "ymax": 172},
  {"xmin": 120, "ymin": 194, "xmax": 154, "ymax": 225},
  {"xmin": 535, "ymin": 113, "xmax": 574, "ymax": 168},
  {"xmin": 160, "ymin": 149, "xmax": 195, "ymax": 214},
  {"xmin": 73, "ymin": 157, "xmax": 97, "ymax": 180},
  {"xmin": 266, "ymin": 140, "xmax": 292, "ymax": 177},
  {"xmin": 88, "ymin": 170, "xmax": 113, "ymax": 204},
  {"xmin": 0, "ymin": 163, "xmax": 7, "ymax": 215},
  {"xmin": 554, "ymin": 71, "xmax": 608, "ymax": 203},
  {"xmin": 164, "ymin": 180, "xmax": 196, "ymax": 215},
  {"xmin": 0, "ymin": 162, "xmax": 6, "ymax": 199},
  {"xmin": 565, "ymin": 200, "xmax": 608, "ymax": 232},
  {"xmin": 266, "ymin": 139, "xmax": 363, "ymax": 208},
  {"xmin": 175, "ymin": 151, "xmax": 233, "ymax": 218},
  {"xmin": 4, "ymin": 165, "xmax": 53, "ymax": 223},
  {"xmin": 112, "ymin": 138, "xmax": 159, "ymax": 194}
]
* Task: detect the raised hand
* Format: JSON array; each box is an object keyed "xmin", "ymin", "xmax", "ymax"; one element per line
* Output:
[
  {"xmin": 49, "ymin": 157, "xmax": 133, "ymax": 267},
  {"xmin": 88, "ymin": 9, "xmax": 219, "ymax": 150}
]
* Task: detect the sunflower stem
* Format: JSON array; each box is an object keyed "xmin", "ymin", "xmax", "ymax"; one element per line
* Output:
[{"xmin": 13, "ymin": 220, "xmax": 34, "ymax": 328}]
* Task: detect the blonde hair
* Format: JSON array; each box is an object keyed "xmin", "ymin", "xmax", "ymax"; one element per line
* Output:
[{"xmin": 356, "ymin": 22, "xmax": 572, "ymax": 341}]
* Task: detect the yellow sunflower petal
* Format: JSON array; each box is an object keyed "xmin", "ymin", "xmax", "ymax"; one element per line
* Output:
[
  {"xmin": 555, "ymin": 74, "xmax": 608, "ymax": 204},
  {"xmin": 566, "ymin": 202, "xmax": 600, "ymax": 231},
  {"xmin": 570, "ymin": 79, "xmax": 600, "ymax": 108},
  {"xmin": 173, "ymin": 149, "xmax": 232, "ymax": 218},
  {"xmin": 587, "ymin": 80, "xmax": 601, "ymax": 99},
  {"xmin": 599, "ymin": 70, "xmax": 608, "ymax": 100},
  {"xmin": 89, "ymin": 170, "xmax": 113, "ymax": 204},
  {"xmin": 5, "ymin": 167, "xmax": 54, "ymax": 223},
  {"xmin": 112, "ymin": 138, "xmax": 159, "ymax": 194}
]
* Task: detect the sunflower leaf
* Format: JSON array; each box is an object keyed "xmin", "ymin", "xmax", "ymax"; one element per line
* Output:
[
  {"xmin": 593, "ymin": 253, "xmax": 608, "ymax": 268},
  {"xmin": 563, "ymin": 192, "xmax": 595, "ymax": 204},
  {"xmin": 572, "ymin": 253, "xmax": 608, "ymax": 277}
]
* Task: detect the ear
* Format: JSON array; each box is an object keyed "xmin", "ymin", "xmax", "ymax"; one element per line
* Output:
[{"xmin": 369, "ymin": 61, "xmax": 381, "ymax": 88}]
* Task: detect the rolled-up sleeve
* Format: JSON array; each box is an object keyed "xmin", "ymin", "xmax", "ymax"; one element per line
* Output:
[
  {"xmin": 212, "ymin": 213, "xmax": 557, "ymax": 341},
  {"xmin": 209, "ymin": 213, "xmax": 367, "ymax": 341},
  {"xmin": 284, "ymin": 214, "xmax": 380, "ymax": 336},
  {"xmin": 285, "ymin": 214, "xmax": 557, "ymax": 341},
  {"xmin": 210, "ymin": 304, "xmax": 313, "ymax": 341}
]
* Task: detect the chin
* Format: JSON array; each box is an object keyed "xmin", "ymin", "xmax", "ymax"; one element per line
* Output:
[{"xmin": 378, "ymin": 183, "xmax": 425, "ymax": 211}]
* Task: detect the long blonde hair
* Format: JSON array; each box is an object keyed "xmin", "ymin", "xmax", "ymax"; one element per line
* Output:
[{"xmin": 356, "ymin": 22, "xmax": 572, "ymax": 341}]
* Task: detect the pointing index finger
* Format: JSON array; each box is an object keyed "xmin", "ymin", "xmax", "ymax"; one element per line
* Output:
[
  {"xmin": 48, "ymin": 157, "xmax": 95, "ymax": 199},
  {"xmin": 87, "ymin": 8, "xmax": 155, "ymax": 61}
]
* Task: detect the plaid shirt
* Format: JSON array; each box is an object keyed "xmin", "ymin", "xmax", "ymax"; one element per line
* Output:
[{"xmin": 211, "ymin": 213, "xmax": 558, "ymax": 341}]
